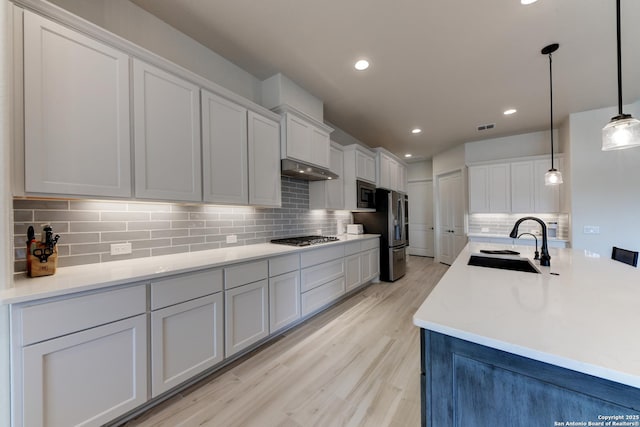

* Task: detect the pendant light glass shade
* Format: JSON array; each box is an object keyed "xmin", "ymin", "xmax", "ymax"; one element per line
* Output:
[
  {"xmin": 542, "ymin": 43, "xmax": 562, "ymax": 186},
  {"xmin": 602, "ymin": 115, "xmax": 640, "ymax": 150},
  {"xmin": 602, "ymin": 0, "xmax": 640, "ymax": 150},
  {"xmin": 544, "ymin": 169, "xmax": 564, "ymax": 185}
]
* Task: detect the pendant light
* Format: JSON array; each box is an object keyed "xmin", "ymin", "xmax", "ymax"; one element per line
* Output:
[
  {"xmin": 542, "ymin": 43, "xmax": 563, "ymax": 186},
  {"xmin": 602, "ymin": 0, "xmax": 640, "ymax": 150}
]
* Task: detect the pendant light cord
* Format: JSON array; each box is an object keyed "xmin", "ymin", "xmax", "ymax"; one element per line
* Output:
[
  {"xmin": 616, "ymin": 0, "xmax": 623, "ymax": 116},
  {"xmin": 548, "ymin": 51, "xmax": 555, "ymax": 170}
]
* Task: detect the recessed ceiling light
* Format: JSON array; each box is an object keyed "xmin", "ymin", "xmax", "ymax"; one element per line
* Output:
[
  {"xmin": 504, "ymin": 109, "xmax": 517, "ymax": 115},
  {"xmin": 354, "ymin": 59, "xmax": 369, "ymax": 71},
  {"xmin": 404, "ymin": 154, "xmax": 412, "ymax": 158},
  {"xmin": 411, "ymin": 128, "xmax": 422, "ymax": 134},
  {"xmin": 521, "ymin": 0, "xmax": 538, "ymax": 4}
]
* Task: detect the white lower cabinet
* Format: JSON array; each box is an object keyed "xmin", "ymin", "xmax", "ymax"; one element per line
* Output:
[
  {"xmin": 151, "ymin": 292, "xmax": 223, "ymax": 396},
  {"xmin": 269, "ymin": 270, "xmax": 301, "ymax": 334},
  {"xmin": 345, "ymin": 253, "xmax": 362, "ymax": 292},
  {"xmin": 225, "ymin": 279, "xmax": 269, "ymax": 357},
  {"xmin": 301, "ymin": 277, "xmax": 346, "ymax": 316},
  {"xmin": 12, "ymin": 284, "xmax": 147, "ymax": 427},
  {"xmin": 21, "ymin": 315, "xmax": 147, "ymax": 427},
  {"xmin": 362, "ymin": 248, "xmax": 380, "ymax": 283},
  {"xmin": 346, "ymin": 245, "xmax": 380, "ymax": 292}
]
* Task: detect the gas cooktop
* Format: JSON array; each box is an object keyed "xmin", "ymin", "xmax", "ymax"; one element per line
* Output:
[{"xmin": 270, "ymin": 235, "xmax": 340, "ymax": 247}]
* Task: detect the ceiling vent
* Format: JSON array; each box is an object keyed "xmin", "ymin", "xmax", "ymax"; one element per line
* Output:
[{"xmin": 477, "ymin": 123, "xmax": 496, "ymax": 131}]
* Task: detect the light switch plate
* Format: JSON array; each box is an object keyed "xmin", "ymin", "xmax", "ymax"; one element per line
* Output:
[{"xmin": 583, "ymin": 225, "xmax": 600, "ymax": 235}]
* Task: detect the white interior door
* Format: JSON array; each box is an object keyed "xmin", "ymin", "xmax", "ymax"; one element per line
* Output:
[
  {"xmin": 408, "ymin": 180, "xmax": 434, "ymax": 257},
  {"xmin": 437, "ymin": 171, "xmax": 466, "ymax": 265}
]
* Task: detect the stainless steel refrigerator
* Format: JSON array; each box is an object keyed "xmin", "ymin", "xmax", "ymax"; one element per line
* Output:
[{"xmin": 353, "ymin": 189, "xmax": 407, "ymax": 282}]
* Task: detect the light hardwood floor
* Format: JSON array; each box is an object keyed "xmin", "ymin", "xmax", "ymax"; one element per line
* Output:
[{"xmin": 124, "ymin": 256, "xmax": 448, "ymax": 427}]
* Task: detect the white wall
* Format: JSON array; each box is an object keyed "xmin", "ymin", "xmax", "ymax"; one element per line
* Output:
[
  {"xmin": 47, "ymin": 0, "xmax": 263, "ymax": 103},
  {"xmin": 433, "ymin": 144, "xmax": 465, "ymax": 176},
  {"xmin": 1, "ymin": 1, "xmax": 12, "ymax": 424},
  {"xmin": 465, "ymin": 130, "xmax": 559, "ymax": 164},
  {"xmin": 569, "ymin": 102, "xmax": 640, "ymax": 256},
  {"xmin": 407, "ymin": 159, "xmax": 433, "ymax": 181}
]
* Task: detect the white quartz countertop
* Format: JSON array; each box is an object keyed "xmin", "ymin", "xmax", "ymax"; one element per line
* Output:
[
  {"xmin": 413, "ymin": 242, "xmax": 640, "ymax": 388},
  {"xmin": 2, "ymin": 234, "xmax": 379, "ymax": 305}
]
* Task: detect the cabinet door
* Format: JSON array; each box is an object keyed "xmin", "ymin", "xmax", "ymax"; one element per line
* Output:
[
  {"xmin": 534, "ymin": 158, "xmax": 561, "ymax": 213},
  {"xmin": 21, "ymin": 315, "xmax": 147, "ymax": 427},
  {"xmin": 326, "ymin": 145, "xmax": 345, "ymax": 209},
  {"xmin": 345, "ymin": 253, "xmax": 362, "ymax": 292},
  {"xmin": 511, "ymin": 161, "xmax": 535, "ymax": 213},
  {"xmin": 269, "ymin": 271, "xmax": 301, "ymax": 334},
  {"xmin": 356, "ymin": 151, "xmax": 376, "ymax": 183},
  {"xmin": 285, "ymin": 113, "xmax": 312, "ymax": 162},
  {"xmin": 398, "ymin": 164, "xmax": 407, "ymax": 193},
  {"xmin": 389, "ymin": 159, "xmax": 399, "ymax": 192},
  {"xmin": 133, "ymin": 59, "xmax": 201, "ymax": 201},
  {"xmin": 364, "ymin": 248, "xmax": 380, "ymax": 282},
  {"xmin": 468, "ymin": 166, "xmax": 489, "ymax": 213},
  {"xmin": 248, "ymin": 111, "xmax": 282, "ymax": 207},
  {"xmin": 488, "ymin": 164, "xmax": 511, "ymax": 212},
  {"xmin": 378, "ymin": 154, "xmax": 391, "ymax": 190},
  {"xmin": 310, "ymin": 127, "xmax": 330, "ymax": 168},
  {"xmin": 151, "ymin": 293, "xmax": 223, "ymax": 397},
  {"xmin": 225, "ymin": 279, "xmax": 269, "ymax": 357},
  {"xmin": 23, "ymin": 11, "xmax": 131, "ymax": 197},
  {"xmin": 202, "ymin": 90, "xmax": 248, "ymax": 204}
]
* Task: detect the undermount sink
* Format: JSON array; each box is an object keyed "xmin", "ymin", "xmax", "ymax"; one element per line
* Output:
[{"xmin": 468, "ymin": 254, "xmax": 541, "ymax": 274}]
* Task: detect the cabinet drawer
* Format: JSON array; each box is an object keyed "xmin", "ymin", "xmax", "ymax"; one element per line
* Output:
[
  {"xmin": 344, "ymin": 241, "xmax": 362, "ymax": 256},
  {"xmin": 17, "ymin": 285, "xmax": 146, "ymax": 346},
  {"xmin": 301, "ymin": 277, "xmax": 345, "ymax": 316},
  {"xmin": 361, "ymin": 238, "xmax": 379, "ymax": 251},
  {"xmin": 300, "ymin": 245, "xmax": 345, "ymax": 269},
  {"xmin": 151, "ymin": 268, "xmax": 223, "ymax": 310},
  {"xmin": 269, "ymin": 254, "xmax": 300, "ymax": 277},
  {"xmin": 301, "ymin": 258, "xmax": 344, "ymax": 293},
  {"xmin": 225, "ymin": 260, "xmax": 268, "ymax": 290}
]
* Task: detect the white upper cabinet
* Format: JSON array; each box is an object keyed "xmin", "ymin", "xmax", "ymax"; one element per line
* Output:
[
  {"xmin": 202, "ymin": 90, "xmax": 248, "ymax": 204},
  {"xmin": 133, "ymin": 59, "xmax": 202, "ymax": 202},
  {"xmin": 376, "ymin": 149, "xmax": 408, "ymax": 193},
  {"xmin": 23, "ymin": 11, "xmax": 131, "ymax": 197},
  {"xmin": 511, "ymin": 161, "xmax": 535, "ymax": 213},
  {"xmin": 468, "ymin": 163, "xmax": 511, "ymax": 213},
  {"xmin": 309, "ymin": 143, "xmax": 345, "ymax": 210},
  {"xmin": 355, "ymin": 149, "xmax": 377, "ymax": 184},
  {"xmin": 342, "ymin": 144, "xmax": 377, "ymax": 210},
  {"xmin": 470, "ymin": 155, "xmax": 563, "ymax": 214},
  {"xmin": 310, "ymin": 127, "xmax": 331, "ymax": 168},
  {"xmin": 276, "ymin": 107, "xmax": 332, "ymax": 169},
  {"xmin": 248, "ymin": 111, "xmax": 282, "ymax": 207}
]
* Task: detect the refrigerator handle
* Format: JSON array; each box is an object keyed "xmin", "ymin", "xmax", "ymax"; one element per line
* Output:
[{"xmin": 397, "ymin": 196, "xmax": 405, "ymax": 242}]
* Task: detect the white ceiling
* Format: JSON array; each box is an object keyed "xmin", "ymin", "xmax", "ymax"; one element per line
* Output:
[{"xmin": 130, "ymin": 0, "xmax": 640, "ymax": 161}]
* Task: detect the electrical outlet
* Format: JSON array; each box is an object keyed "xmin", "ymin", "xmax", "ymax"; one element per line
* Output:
[
  {"xmin": 316, "ymin": 229, "xmax": 322, "ymax": 235},
  {"xmin": 481, "ymin": 227, "xmax": 490, "ymax": 233},
  {"xmin": 226, "ymin": 235, "xmax": 237, "ymax": 244},
  {"xmin": 110, "ymin": 243, "xmax": 132, "ymax": 256},
  {"xmin": 583, "ymin": 225, "xmax": 600, "ymax": 235}
]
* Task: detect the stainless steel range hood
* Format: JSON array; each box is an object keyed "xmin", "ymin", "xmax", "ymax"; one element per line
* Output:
[{"xmin": 280, "ymin": 159, "xmax": 338, "ymax": 181}]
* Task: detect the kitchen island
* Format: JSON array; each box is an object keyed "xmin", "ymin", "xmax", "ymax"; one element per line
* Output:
[{"xmin": 413, "ymin": 242, "xmax": 640, "ymax": 427}]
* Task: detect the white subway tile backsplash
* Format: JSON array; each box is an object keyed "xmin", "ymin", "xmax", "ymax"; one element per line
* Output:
[{"xmin": 13, "ymin": 177, "xmax": 352, "ymax": 273}]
